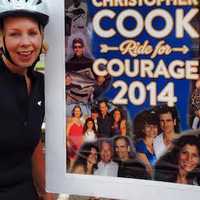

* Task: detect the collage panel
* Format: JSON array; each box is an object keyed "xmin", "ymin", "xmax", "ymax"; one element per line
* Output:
[{"xmin": 64, "ymin": 0, "xmax": 200, "ymax": 194}]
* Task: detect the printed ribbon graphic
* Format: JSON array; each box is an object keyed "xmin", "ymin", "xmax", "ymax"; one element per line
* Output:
[{"xmin": 100, "ymin": 40, "xmax": 189, "ymax": 58}]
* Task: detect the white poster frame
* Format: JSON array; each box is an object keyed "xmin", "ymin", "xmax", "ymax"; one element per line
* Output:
[{"xmin": 45, "ymin": 0, "xmax": 200, "ymax": 199}]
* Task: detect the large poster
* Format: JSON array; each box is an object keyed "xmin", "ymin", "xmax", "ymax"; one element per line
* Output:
[{"xmin": 46, "ymin": 0, "xmax": 200, "ymax": 199}]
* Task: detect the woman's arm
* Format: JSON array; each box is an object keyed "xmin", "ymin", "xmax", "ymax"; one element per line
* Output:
[
  {"xmin": 137, "ymin": 153, "xmax": 153, "ymax": 176},
  {"xmin": 32, "ymin": 140, "xmax": 56, "ymax": 200}
]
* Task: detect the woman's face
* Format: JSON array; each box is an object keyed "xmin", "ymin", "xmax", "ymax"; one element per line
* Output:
[
  {"xmin": 143, "ymin": 123, "xmax": 158, "ymax": 138},
  {"xmin": 73, "ymin": 165, "xmax": 85, "ymax": 174},
  {"xmin": 87, "ymin": 120, "xmax": 94, "ymax": 130},
  {"xmin": 114, "ymin": 110, "xmax": 121, "ymax": 122},
  {"xmin": 73, "ymin": 107, "xmax": 81, "ymax": 118},
  {"xmin": 3, "ymin": 16, "xmax": 42, "ymax": 70},
  {"xmin": 178, "ymin": 144, "xmax": 200, "ymax": 173},
  {"xmin": 87, "ymin": 147, "xmax": 97, "ymax": 164},
  {"xmin": 120, "ymin": 119, "xmax": 127, "ymax": 135}
]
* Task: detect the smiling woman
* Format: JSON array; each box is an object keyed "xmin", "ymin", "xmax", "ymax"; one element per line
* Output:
[
  {"xmin": 0, "ymin": 0, "xmax": 55, "ymax": 200},
  {"xmin": 2, "ymin": 17, "xmax": 43, "ymax": 72},
  {"xmin": 154, "ymin": 132, "xmax": 200, "ymax": 185}
]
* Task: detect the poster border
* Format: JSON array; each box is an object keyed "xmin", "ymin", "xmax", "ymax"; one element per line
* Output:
[{"xmin": 45, "ymin": 0, "xmax": 200, "ymax": 199}]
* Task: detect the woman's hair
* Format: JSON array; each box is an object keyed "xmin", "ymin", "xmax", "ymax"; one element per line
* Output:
[
  {"xmin": 112, "ymin": 108, "xmax": 122, "ymax": 119},
  {"xmin": 171, "ymin": 133, "xmax": 200, "ymax": 165},
  {"xmin": 71, "ymin": 105, "xmax": 82, "ymax": 117},
  {"xmin": 76, "ymin": 142, "xmax": 100, "ymax": 169},
  {"xmin": 70, "ymin": 159, "xmax": 87, "ymax": 174},
  {"xmin": 110, "ymin": 107, "xmax": 128, "ymax": 135},
  {"xmin": 111, "ymin": 108, "xmax": 122, "ymax": 129},
  {"xmin": 83, "ymin": 117, "xmax": 97, "ymax": 133},
  {"xmin": 154, "ymin": 131, "xmax": 200, "ymax": 184},
  {"xmin": 133, "ymin": 109, "xmax": 159, "ymax": 139}
]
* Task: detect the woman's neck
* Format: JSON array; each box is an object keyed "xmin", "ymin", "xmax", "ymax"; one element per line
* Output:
[
  {"xmin": 144, "ymin": 137, "xmax": 154, "ymax": 153},
  {"xmin": 144, "ymin": 136, "xmax": 154, "ymax": 145},
  {"xmin": 73, "ymin": 117, "xmax": 81, "ymax": 124}
]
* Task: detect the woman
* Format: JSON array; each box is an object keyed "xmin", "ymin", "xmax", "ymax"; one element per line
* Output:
[
  {"xmin": 83, "ymin": 117, "xmax": 98, "ymax": 143},
  {"xmin": 0, "ymin": 0, "xmax": 54, "ymax": 199},
  {"xmin": 135, "ymin": 111, "xmax": 158, "ymax": 176},
  {"xmin": 67, "ymin": 105, "xmax": 84, "ymax": 164},
  {"xmin": 154, "ymin": 132, "xmax": 200, "ymax": 185},
  {"xmin": 75, "ymin": 142, "xmax": 99, "ymax": 174},
  {"xmin": 111, "ymin": 108, "xmax": 127, "ymax": 137}
]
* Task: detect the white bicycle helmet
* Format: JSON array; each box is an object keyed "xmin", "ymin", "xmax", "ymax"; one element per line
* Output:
[{"xmin": 0, "ymin": 0, "xmax": 49, "ymax": 27}]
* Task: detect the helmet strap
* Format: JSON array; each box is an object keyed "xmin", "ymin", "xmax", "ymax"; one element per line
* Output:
[{"xmin": 2, "ymin": 37, "xmax": 17, "ymax": 66}]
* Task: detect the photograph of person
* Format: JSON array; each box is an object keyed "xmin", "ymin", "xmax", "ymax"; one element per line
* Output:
[
  {"xmin": 110, "ymin": 107, "xmax": 128, "ymax": 137},
  {"xmin": 74, "ymin": 142, "xmax": 99, "ymax": 174},
  {"xmin": 65, "ymin": 0, "xmax": 88, "ymax": 36},
  {"xmin": 97, "ymin": 99, "xmax": 113, "ymax": 138},
  {"xmin": 0, "ymin": 0, "xmax": 55, "ymax": 199},
  {"xmin": 134, "ymin": 110, "xmax": 159, "ymax": 176},
  {"xmin": 66, "ymin": 105, "xmax": 84, "ymax": 168},
  {"xmin": 65, "ymin": 37, "xmax": 95, "ymax": 117},
  {"xmin": 113, "ymin": 136, "xmax": 150, "ymax": 180},
  {"xmin": 94, "ymin": 139, "xmax": 118, "ymax": 177},
  {"xmin": 83, "ymin": 117, "xmax": 98, "ymax": 143},
  {"xmin": 90, "ymin": 105, "xmax": 99, "ymax": 131},
  {"xmin": 154, "ymin": 131, "xmax": 200, "ymax": 185},
  {"xmin": 153, "ymin": 105, "xmax": 180, "ymax": 159}
]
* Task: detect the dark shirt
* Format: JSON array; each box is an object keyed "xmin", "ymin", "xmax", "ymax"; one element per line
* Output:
[
  {"xmin": 93, "ymin": 75, "xmax": 111, "ymax": 99},
  {"xmin": 97, "ymin": 113, "xmax": 112, "ymax": 138},
  {"xmin": 66, "ymin": 55, "xmax": 94, "ymax": 72},
  {"xmin": 0, "ymin": 59, "xmax": 44, "ymax": 200},
  {"xmin": 116, "ymin": 158, "xmax": 150, "ymax": 180}
]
